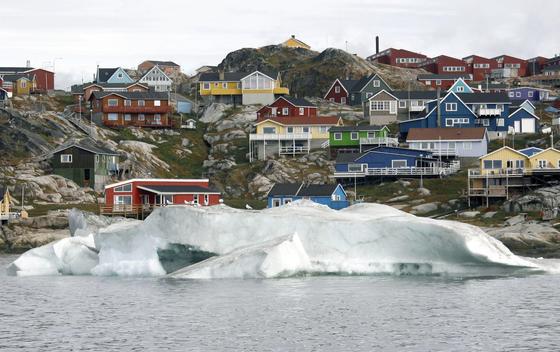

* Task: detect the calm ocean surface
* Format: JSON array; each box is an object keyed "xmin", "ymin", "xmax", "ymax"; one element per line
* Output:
[{"xmin": 1, "ymin": 254, "xmax": 559, "ymax": 351}]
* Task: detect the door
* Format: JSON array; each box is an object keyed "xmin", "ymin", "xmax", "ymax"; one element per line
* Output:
[
  {"xmin": 84, "ymin": 169, "xmax": 91, "ymax": 187},
  {"xmin": 389, "ymin": 101, "xmax": 397, "ymax": 114},
  {"xmin": 514, "ymin": 121, "xmax": 521, "ymax": 133},
  {"xmin": 521, "ymin": 119, "xmax": 535, "ymax": 133}
]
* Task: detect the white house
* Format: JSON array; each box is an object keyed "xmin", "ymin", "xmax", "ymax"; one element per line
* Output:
[
  {"xmin": 406, "ymin": 127, "xmax": 488, "ymax": 158},
  {"xmin": 139, "ymin": 65, "xmax": 173, "ymax": 92}
]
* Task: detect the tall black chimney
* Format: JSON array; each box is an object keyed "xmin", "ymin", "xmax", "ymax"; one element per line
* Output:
[{"xmin": 375, "ymin": 36, "xmax": 379, "ymax": 54}]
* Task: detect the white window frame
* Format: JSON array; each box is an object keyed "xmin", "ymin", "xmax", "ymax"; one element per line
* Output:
[
  {"xmin": 497, "ymin": 118, "xmax": 505, "ymax": 127},
  {"xmin": 107, "ymin": 113, "xmax": 118, "ymax": 121},
  {"xmin": 334, "ymin": 86, "xmax": 340, "ymax": 93},
  {"xmin": 271, "ymin": 198, "xmax": 281, "ymax": 207},
  {"xmin": 373, "ymin": 80, "xmax": 380, "ymax": 87},
  {"xmin": 392, "ymin": 160, "xmax": 408, "ymax": 168},
  {"xmin": 287, "ymin": 127, "xmax": 294, "ymax": 133},
  {"xmin": 538, "ymin": 160, "xmax": 547, "ymax": 168},
  {"xmin": 203, "ymin": 82, "xmax": 210, "ymax": 90},
  {"xmin": 528, "ymin": 91, "xmax": 533, "ymax": 98},
  {"xmin": 222, "ymin": 82, "xmax": 227, "ymax": 89},
  {"xmin": 340, "ymin": 97, "xmax": 346, "ymax": 104},
  {"xmin": 334, "ymin": 133, "xmax": 342, "ymax": 141},
  {"xmin": 399, "ymin": 100, "xmax": 406, "ymax": 108},
  {"xmin": 299, "ymin": 107, "xmax": 305, "ymax": 116},
  {"xmin": 204, "ymin": 194, "xmax": 209, "ymax": 205},
  {"xmin": 350, "ymin": 132, "xmax": 358, "ymax": 140},
  {"xmin": 457, "ymin": 86, "xmax": 464, "ymax": 92},
  {"xmin": 114, "ymin": 195, "xmax": 132, "ymax": 205},
  {"xmin": 154, "ymin": 100, "xmax": 161, "ymax": 107},
  {"xmin": 463, "ymin": 142, "xmax": 472, "ymax": 150},
  {"xmin": 124, "ymin": 114, "xmax": 131, "ymax": 121},
  {"xmin": 516, "ymin": 92, "xmax": 521, "ymax": 98},
  {"xmin": 283, "ymin": 198, "xmax": 292, "ymax": 205},
  {"xmin": 446, "ymin": 103, "xmax": 457, "ymax": 111},
  {"xmin": 114, "ymin": 184, "xmax": 132, "ymax": 192},
  {"xmin": 282, "ymin": 107, "xmax": 289, "ymax": 115},
  {"xmin": 60, "ymin": 154, "xmax": 72, "ymax": 163},
  {"xmin": 193, "ymin": 194, "xmax": 199, "ymax": 205},
  {"xmin": 108, "ymin": 99, "xmax": 118, "ymax": 107},
  {"xmin": 436, "ymin": 80, "xmax": 441, "ymax": 86},
  {"xmin": 138, "ymin": 114, "xmax": 145, "ymax": 121}
]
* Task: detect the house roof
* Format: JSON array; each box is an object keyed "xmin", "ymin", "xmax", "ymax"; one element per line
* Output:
[
  {"xmin": 417, "ymin": 74, "xmax": 473, "ymax": 81},
  {"xmin": 339, "ymin": 79, "xmax": 359, "ymax": 92},
  {"xmin": 468, "ymin": 82, "xmax": 508, "ymax": 89},
  {"xmin": 144, "ymin": 60, "xmax": 180, "ymax": 67},
  {"xmin": 2, "ymin": 74, "xmax": 31, "ymax": 82},
  {"xmin": 91, "ymin": 91, "xmax": 169, "ymax": 100},
  {"xmin": 329, "ymin": 125, "xmax": 387, "ymax": 132},
  {"xmin": 136, "ymin": 185, "xmax": 220, "ymax": 195},
  {"xmin": 97, "ymin": 68, "xmax": 118, "ymax": 83},
  {"xmin": 0, "ymin": 67, "xmax": 33, "ymax": 73},
  {"xmin": 198, "ymin": 72, "xmax": 248, "ymax": 82},
  {"xmin": 267, "ymin": 183, "xmax": 340, "ymax": 197},
  {"xmin": 283, "ymin": 36, "xmax": 310, "ymax": 48},
  {"xmin": 406, "ymin": 127, "xmax": 487, "ymax": 141},
  {"xmin": 105, "ymin": 178, "xmax": 210, "ymax": 189},
  {"xmin": 256, "ymin": 116, "xmax": 340, "ymax": 126},
  {"xmin": 392, "ymin": 91, "xmax": 440, "ymax": 99},
  {"xmin": 279, "ymin": 96, "xmax": 315, "ymax": 107},
  {"xmin": 335, "ymin": 152, "xmax": 365, "ymax": 163},
  {"xmin": 456, "ymin": 92, "xmax": 510, "ymax": 104},
  {"xmin": 518, "ymin": 147, "xmax": 544, "ymax": 157},
  {"xmin": 50, "ymin": 138, "xmax": 120, "ymax": 156},
  {"xmin": 479, "ymin": 146, "xmax": 528, "ymax": 160}
]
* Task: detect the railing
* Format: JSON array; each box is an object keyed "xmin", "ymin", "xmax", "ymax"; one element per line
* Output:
[
  {"xmin": 359, "ymin": 137, "xmax": 399, "ymax": 146},
  {"xmin": 420, "ymin": 148, "xmax": 457, "ymax": 156},
  {"xmin": 468, "ymin": 168, "xmax": 525, "ymax": 177},
  {"xmin": 249, "ymin": 132, "xmax": 311, "ymax": 141},
  {"xmin": 335, "ymin": 166, "xmax": 458, "ymax": 178},
  {"xmin": 468, "ymin": 187, "xmax": 507, "ymax": 197},
  {"xmin": 477, "ymin": 108, "xmax": 502, "ymax": 116},
  {"xmin": 409, "ymin": 105, "xmax": 425, "ymax": 112},
  {"xmin": 103, "ymin": 106, "xmax": 171, "ymax": 114},
  {"xmin": 321, "ymin": 140, "xmax": 330, "ymax": 149},
  {"xmin": 280, "ymin": 146, "xmax": 309, "ymax": 154}
]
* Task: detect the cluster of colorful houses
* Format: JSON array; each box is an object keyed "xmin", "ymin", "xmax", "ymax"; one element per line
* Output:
[{"xmin": 4, "ymin": 37, "xmax": 560, "ymax": 218}]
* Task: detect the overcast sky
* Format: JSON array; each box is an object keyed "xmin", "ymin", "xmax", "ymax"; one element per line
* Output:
[{"xmin": 2, "ymin": 0, "xmax": 558, "ymax": 90}]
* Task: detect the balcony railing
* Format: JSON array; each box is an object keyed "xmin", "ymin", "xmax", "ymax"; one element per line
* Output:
[
  {"xmin": 280, "ymin": 145, "xmax": 309, "ymax": 154},
  {"xmin": 103, "ymin": 106, "xmax": 170, "ymax": 114},
  {"xmin": 468, "ymin": 187, "xmax": 507, "ymax": 197},
  {"xmin": 335, "ymin": 165, "xmax": 458, "ymax": 178},
  {"xmin": 418, "ymin": 147, "xmax": 458, "ymax": 156},
  {"xmin": 359, "ymin": 137, "xmax": 399, "ymax": 146},
  {"xmin": 477, "ymin": 108, "xmax": 502, "ymax": 116},
  {"xmin": 468, "ymin": 168, "xmax": 525, "ymax": 177},
  {"xmin": 409, "ymin": 105, "xmax": 425, "ymax": 112},
  {"xmin": 249, "ymin": 132, "xmax": 311, "ymax": 141}
]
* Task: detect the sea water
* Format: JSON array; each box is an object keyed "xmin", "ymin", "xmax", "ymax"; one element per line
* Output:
[{"xmin": 2, "ymin": 254, "xmax": 560, "ymax": 351}]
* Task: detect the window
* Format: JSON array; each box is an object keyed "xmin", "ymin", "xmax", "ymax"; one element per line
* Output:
[
  {"xmin": 114, "ymin": 195, "xmax": 132, "ymax": 205},
  {"xmin": 236, "ymin": 83, "xmax": 241, "ymax": 89},
  {"xmin": 319, "ymin": 126, "xmax": 329, "ymax": 133},
  {"xmin": 348, "ymin": 164, "xmax": 364, "ymax": 172},
  {"xmin": 528, "ymin": 91, "xmax": 533, "ymax": 98},
  {"xmin": 95, "ymin": 155, "xmax": 100, "ymax": 164},
  {"xmin": 60, "ymin": 154, "xmax": 72, "ymax": 163},
  {"xmin": 446, "ymin": 103, "xmax": 457, "ymax": 111},
  {"xmin": 272, "ymin": 198, "xmax": 281, "ymax": 207},
  {"xmin": 154, "ymin": 100, "xmax": 161, "ymax": 106},
  {"xmin": 154, "ymin": 114, "xmax": 161, "ymax": 124},
  {"xmin": 425, "ymin": 80, "xmax": 431, "ymax": 85},
  {"xmin": 445, "ymin": 119, "xmax": 454, "ymax": 127},
  {"xmin": 329, "ymin": 98, "xmax": 334, "ymax": 102},
  {"xmin": 124, "ymin": 114, "xmax": 131, "ymax": 121},
  {"xmin": 302, "ymin": 127, "xmax": 310, "ymax": 133},
  {"xmin": 508, "ymin": 92, "xmax": 515, "ymax": 97},
  {"xmin": 436, "ymin": 80, "xmax": 441, "ymax": 86},
  {"xmin": 299, "ymin": 107, "xmax": 305, "ymax": 116},
  {"xmin": 263, "ymin": 127, "xmax": 276, "ymax": 134},
  {"xmin": 108, "ymin": 99, "xmax": 118, "ymax": 107},
  {"xmin": 214, "ymin": 83, "xmax": 219, "ymax": 87},
  {"xmin": 399, "ymin": 100, "xmax": 406, "ymax": 108},
  {"xmin": 538, "ymin": 160, "xmax": 547, "ymax": 168},
  {"xmin": 21, "ymin": 80, "xmax": 27, "ymax": 88},
  {"xmin": 138, "ymin": 100, "xmax": 145, "ymax": 107},
  {"xmin": 287, "ymin": 127, "xmax": 294, "ymax": 133},
  {"xmin": 222, "ymin": 82, "xmax": 227, "ymax": 89},
  {"xmin": 283, "ymin": 198, "xmax": 292, "ymax": 205},
  {"xmin": 516, "ymin": 160, "xmax": 525, "ymax": 168},
  {"xmin": 334, "ymin": 133, "xmax": 342, "ymax": 140},
  {"xmin": 282, "ymin": 107, "xmax": 289, "ymax": 115},
  {"xmin": 350, "ymin": 132, "xmax": 358, "ymax": 140},
  {"xmin": 193, "ymin": 194, "xmax": 199, "ymax": 205},
  {"xmin": 117, "ymin": 72, "xmax": 123, "ymax": 78},
  {"xmin": 124, "ymin": 100, "xmax": 131, "ymax": 106},
  {"xmin": 448, "ymin": 142, "xmax": 456, "ymax": 149},
  {"xmin": 516, "ymin": 92, "xmax": 521, "ymax": 97},
  {"xmin": 341, "ymin": 97, "xmax": 346, "ymax": 104},
  {"xmin": 497, "ymin": 104, "xmax": 504, "ymax": 111},
  {"xmin": 482, "ymin": 119, "xmax": 490, "ymax": 127},
  {"xmin": 366, "ymin": 93, "xmax": 373, "ymax": 98},
  {"xmin": 373, "ymin": 80, "xmax": 380, "ymax": 87},
  {"xmin": 271, "ymin": 107, "xmax": 277, "ymax": 116},
  {"xmin": 457, "ymin": 86, "xmax": 464, "ymax": 92},
  {"xmin": 370, "ymin": 101, "xmax": 391, "ymax": 111},
  {"xmin": 114, "ymin": 184, "xmax": 132, "ymax": 192},
  {"xmin": 463, "ymin": 142, "xmax": 472, "ymax": 150},
  {"xmin": 204, "ymin": 194, "xmax": 209, "ymax": 205},
  {"xmin": 108, "ymin": 113, "xmax": 118, "ymax": 121},
  {"xmin": 392, "ymin": 160, "xmax": 407, "ymax": 168},
  {"xmin": 138, "ymin": 114, "xmax": 145, "ymax": 121},
  {"xmin": 203, "ymin": 82, "xmax": 210, "ymax": 90},
  {"xmin": 483, "ymin": 160, "xmax": 502, "ymax": 169},
  {"xmin": 335, "ymin": 86, "xmax": 340, "ymax": 93}
]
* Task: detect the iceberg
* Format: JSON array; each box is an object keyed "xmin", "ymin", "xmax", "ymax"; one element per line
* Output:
[{"xmin": 7, "ymin": 201, "xmax": 550, "ymax": 278}]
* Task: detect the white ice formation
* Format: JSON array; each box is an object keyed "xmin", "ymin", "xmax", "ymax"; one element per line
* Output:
[{"xmin": 7, "ymin": 201, "xmax": 549, "ymax": 278}]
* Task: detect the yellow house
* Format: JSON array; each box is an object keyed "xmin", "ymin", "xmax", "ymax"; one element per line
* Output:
[
  {"xmin": 199, "ymin": 70, "xmax": 289, "ymax": 105},
  {"xmin": 0, "ymin": 188, "xmax": 11, "ymax": 224},
  {"xmin": 249, "ymin": 116, "xmax": 342, "ymax": 161},
  {"xmin": 3, "ymin": 74, "xmax": 35, "ymax": 96},
  {"xmin": 468, "ymin": 146, "xmax": 560, "ymax": 206},
  {"xmin": 281, "ymin": 35, "xmax": 311, "ymax": 50}
]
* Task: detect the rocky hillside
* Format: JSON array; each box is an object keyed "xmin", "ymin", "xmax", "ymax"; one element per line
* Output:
[{"xmin": 217, "ymin": 45, "xmax": 427, "ymax": 97}]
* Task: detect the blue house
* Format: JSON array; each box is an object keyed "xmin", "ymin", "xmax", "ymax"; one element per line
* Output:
[
  {"xmin": 333, "ymin": 146, "xmax": 458, "ymax": 180},
  {"xmin": 96, "ymin": 67, "xmax": 135, "ymax": 84},
  {"xmin": 398, "ymin": 91, "xmax": 539, "ymax": 139},
  {"xmin": 507, "ymin": 87, "xmax": 551, "ymax": 102},
  {"xmin": 508, "ymin": 107, "xmax": 539, "ymax": 133},
  {"xmin": 267, "ymin": 183, "xmax": 349, "ymax": 210},
  {"xmin": 448, "ymin": 78, "xmax": 474, "ymax": 94}
]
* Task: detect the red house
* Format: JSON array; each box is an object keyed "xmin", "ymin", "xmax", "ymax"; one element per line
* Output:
[
  {"xmin": 526, "ymin": 56, "xmax": 550, "ymax": 76},
  {"xmin": 462, "ymin": 55, "xmax": 498, "ymax": 81},
  {"xmin": 102, "ymin": 178, "xmax": 222, "ymax": 217},
  {"xmin": 323, "ymin": 79, "xmax": 358, "ymax": 104},
  {"xmin": 256, "ymin": 96, "xmax": 317, "ymax": 119},
  {"xmin": 417, "ymin": 73, "xmax": 473, "ymax": 90},
  {"xmin": 25, "ymin": 68, "xmax": 55, "ymax": 92},
  {"xmin": 366, "ymin": 48, "xmax": 428, "ymax": 68},
  {"xmin": 419, "ymin": 55, "xmax": 467, "ymax": 74},
  {"xmin": 492, "ymin": 55, "xmax": 528, "ymax": 77}
]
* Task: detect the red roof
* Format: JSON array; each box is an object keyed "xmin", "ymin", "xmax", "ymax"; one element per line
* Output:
[
  {"xmin": 407, "ymin": 127, "xmax": 487, "ymax": 141},
  {"xmin": 256, "ymin": 116, "xmax": 341, "ymax": 125}
]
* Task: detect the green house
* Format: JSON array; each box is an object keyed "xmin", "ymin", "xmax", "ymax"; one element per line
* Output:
[
  {"xmin": 328, "ymin": 125, "xmax": 397, "ymax": 157},
  {"xmin": 50, "ymin": 138, "xmax": 120, "ymax": 191}
]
